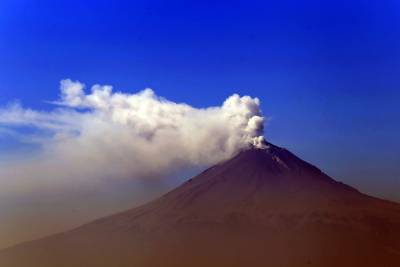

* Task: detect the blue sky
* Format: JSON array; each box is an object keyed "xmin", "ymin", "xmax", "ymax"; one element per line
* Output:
[{"xmin": 0, "ymin": 0, "xmax": 400, "ymax": 201}]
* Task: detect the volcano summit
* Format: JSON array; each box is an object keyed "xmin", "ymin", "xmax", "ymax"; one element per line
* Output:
[{"xmin": 1, "ymin": 142, "xmax": 399, "ymax": 267}]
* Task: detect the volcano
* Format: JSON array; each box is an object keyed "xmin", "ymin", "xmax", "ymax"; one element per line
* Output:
[{"xmin": 1, "ymin": 142, "xmax": 400, "ymax": 267}]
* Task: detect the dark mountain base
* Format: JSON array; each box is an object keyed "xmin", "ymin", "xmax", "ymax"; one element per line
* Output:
[{"xmin": 1, "ymin": 221, "xmax": 400, "ymax": 267}]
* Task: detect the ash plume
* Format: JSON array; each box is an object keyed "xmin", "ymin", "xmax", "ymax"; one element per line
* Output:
[{"xmin": 0, "ymin": 79, "xmax": 265, "ymax": 195}]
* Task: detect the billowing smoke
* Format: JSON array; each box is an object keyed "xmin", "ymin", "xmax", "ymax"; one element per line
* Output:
[{"xmin": 0, "ymin": 79, "xmax": 265, "ymax": 195}]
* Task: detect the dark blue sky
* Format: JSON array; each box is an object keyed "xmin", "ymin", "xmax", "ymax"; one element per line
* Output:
[{"xmin": 0, "ymin": 0, "xmax": 399, "ymax": 200}]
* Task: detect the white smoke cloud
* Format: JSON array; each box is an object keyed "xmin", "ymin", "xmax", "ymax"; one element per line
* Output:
[{"xmin": 0, "ymin": 79, "xmax": 265, "ymax": 195}]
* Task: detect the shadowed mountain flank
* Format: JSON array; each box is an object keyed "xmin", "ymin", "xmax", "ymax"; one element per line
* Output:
[{"xmin": 1, "ymin": 142, "xmax": 400, "ymax": 267}]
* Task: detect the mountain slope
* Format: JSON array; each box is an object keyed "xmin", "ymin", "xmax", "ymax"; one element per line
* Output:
[{"xmin": 1, "ymin": 142, "xmax": 400, "ymax": 267}]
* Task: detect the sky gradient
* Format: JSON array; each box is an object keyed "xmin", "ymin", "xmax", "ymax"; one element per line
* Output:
[{"xmin": 0, "ymin": 0, "xmax": 400, "ymax": 248}]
